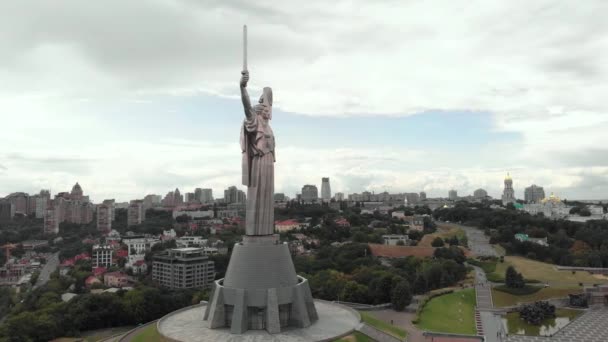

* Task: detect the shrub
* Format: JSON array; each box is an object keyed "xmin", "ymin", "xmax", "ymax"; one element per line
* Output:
[{"xmin": 519, "ymin": 301, "xmax": 555, "ymax": 325}]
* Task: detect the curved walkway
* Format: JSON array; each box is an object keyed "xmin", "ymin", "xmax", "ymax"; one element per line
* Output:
[{"xmin": 366, "ymin": 309, "xmax": 424, "ymax": 342}]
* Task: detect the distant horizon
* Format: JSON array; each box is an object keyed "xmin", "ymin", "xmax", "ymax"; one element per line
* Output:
[
  {"xmin": 1, "ymin": 1, "xmax": 607, "ymax": 202},
  {"xmin": 2, "ymin": 180, "xmax": 606, "ymax": 204}
]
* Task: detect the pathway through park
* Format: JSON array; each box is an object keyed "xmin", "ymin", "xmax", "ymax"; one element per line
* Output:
[{"xmin": 368, "ymin": 309, "xmax": 424, "ymax": 342}]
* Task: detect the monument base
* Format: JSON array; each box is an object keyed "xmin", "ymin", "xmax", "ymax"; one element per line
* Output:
[
  {"xmin": 203, "ymin": 235, "xmax": 318, "ymax": 334},
  {"xmin": 159, "ymin": 300, "xmax": 360, "ymax": 342}
]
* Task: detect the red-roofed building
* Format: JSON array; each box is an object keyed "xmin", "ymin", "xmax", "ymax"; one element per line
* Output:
[
  {"xmin": 116, "ymin": 249, "xmax": 128, "ymax": 258},
  {"xmin": 132, "ymin": 259, "xmax": 147, "ymax": 275},
  {"xmin": 60, "ymin": 259, "xmax": 75, "ymax": 267},
  {"xmin": 85, "ymin": 276, "xmax": 101, "ymax": 287},
  {"xmin": 74, "ymin": 253, "xmax": 90, "ymax": 261},
  {"xmin": 92, "ymin": 267, "xmax": 107, "ymax": 278},
  {"xmin": 334, "ymin": 218, "xmax": 350, "ymax": 228},
  {"xmin": 275, "ymin": 219, "xmax": 305, "ymax": 232},
  {"xmin": 104, "ymin": 271, "xmax": 130, "ymax": 288}
]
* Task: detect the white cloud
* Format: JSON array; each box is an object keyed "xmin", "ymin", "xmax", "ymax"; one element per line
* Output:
[{"xmin": 1, "ymin": 0, "xmax": 607, "ymax": 199}]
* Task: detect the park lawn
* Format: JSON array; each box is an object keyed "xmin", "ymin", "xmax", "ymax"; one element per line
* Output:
[
  {"xmin": 333, "ymin": 331, "xmax": 373, "ymax": 342},
  {"xmin": 493, "ymin": 244, "xmax": 506, "ymax": 256},
  {"xmin": 491, "ymin": 286, "xmax": 581, "ymax": 307},
  {"xmin": 419, "ymin": 227, "xmax": 465, "ymax": 247},
  {"xmin": 416, "ymin": 289, "xmax": 476, "ymax": 335},
  {"xmin": 359, "ymin": 311, "xmax": 407, "ymax": 339},
  {"xmin": 493, "ymin": 256, "xmax": 608, "ymax": 285},
  {"xmin": 131, "ymin": 324, "xmax": 162, "ymax": 342}
]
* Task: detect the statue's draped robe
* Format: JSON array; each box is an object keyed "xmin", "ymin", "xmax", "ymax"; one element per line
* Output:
[{"xmin": 241, "ymin": 105, "xmax": 275, "ymax": 236}]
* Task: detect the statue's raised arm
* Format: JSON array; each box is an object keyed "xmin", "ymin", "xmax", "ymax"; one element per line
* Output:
[{"xmin": 240, "ymin": 70, "xmax": 253, "ymax": 119}]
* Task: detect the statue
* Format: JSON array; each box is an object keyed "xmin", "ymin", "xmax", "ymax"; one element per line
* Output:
[
  {"xmin": 201, "ymin": 25, "xmax": 319, "ymax": 335},
  {"xmin": 239, "ymin": 27, "xmax": 275, "ymax": 236}
]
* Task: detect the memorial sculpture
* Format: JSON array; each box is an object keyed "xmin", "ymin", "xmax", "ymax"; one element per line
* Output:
[{"xmin": 203, "ymin": 25, "xmax": 318, "ymax": 334}]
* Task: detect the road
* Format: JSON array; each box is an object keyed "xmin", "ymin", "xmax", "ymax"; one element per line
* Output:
[
  {"xmin": 441, "ymin": 222, "xmax": 499, "ymax": 257},
  {"xmin": 34, "ymin": 252, "xmax": 59, "ymax": 289}
]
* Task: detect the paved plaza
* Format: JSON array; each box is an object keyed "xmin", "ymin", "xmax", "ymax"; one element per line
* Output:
[
  {"xmin": 506, "ymin": 307, "xmax": 608, "ymax": 342},
  {"xmin": 158, "ymin": 300, "xmax": 360, "ymax": 342}
]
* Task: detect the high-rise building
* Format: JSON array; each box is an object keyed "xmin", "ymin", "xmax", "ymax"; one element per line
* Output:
[
  {"xmin": 419, "ymin": 191, "xmax": 427, "ymax": 201},
  {"xmin": 502, "ymin": 173, "xmax": 515, "ymax": 205},
  {"xmin": 224, "ymin": 186, "xmax": 246, "ymax": 204},
  {"xmin": 473, "ymin": 188, "xmax": 488, "ymax": 200},
  {"xmin": 35, "ymin": 190, "xmax": 50, "ymax": 219},
  {"xmin": 405, "ymin": 193, "xmax": 420, "ymax": 205},
  {"xmin": 127, "ymin": 200, "xmax": 145, "ymax": 226},
  {"xmin": 274, "ymin": 193, "xmax": 286, "ymax": 202},
  {"xmin": 43, "ymin": 206, "xmax": 59, "ymax": 234},
  {"xmin": 448, "ymin": 190, "xmax": 458, "ymax": 200},
  {"xmin": 524, "ymin": 185, "xmax": 545, "ymax": 203},
  {"xmin": 5, "ymin": 192, "xmax": 28, "ymax": 215},
  {"xmin": 201, "ymin": 188, "xmax": 213, "ymax": 203},
  {"xmin": 102, "ymin": 199, "xmax": 116, "ymax": 221},
  {"xmin": 92, "ymin": 244, "xmax": 114, "ymax": 268},
  {"xmin": 70, "ymin": 182, "xmax": 83, "ymax": 201},
  {"xmin": 334, "ymin": 192, "xmax": 344, "ymax": 201},
  {"xmin": 321, "ymin": 177, "xmax": 331, "ymax": 202},
  {"xmin": 194, "ymin": 188, "xmax": 203, "ymax": 202},
  {"xmin": 185, "ymin": 192, "xmax": 195, "ymax": 203},
  {"xmin": 152, "ymin": 248, "xmax": 215, "ymax": 289},
  {"xmin": 162, "ymin": 191, "xmax": 175, "ymax": 207},
  {"xmin": 174, "ymin": 188, "xmax": 183, "ymax": 205},
  {"xmin": 301, "ymin": 185, "xmax": 319, "ymax": 203},
  {"xmin": 0, "ymin": 201, "xmax": 15, "ymax": 220},
  {"xmin": 97, "ymin": 202, "xmax": 112, "ymax": 232},
  {"xmin": 143, "ymin": 194, "xmax": 161, "ymax": 209}
]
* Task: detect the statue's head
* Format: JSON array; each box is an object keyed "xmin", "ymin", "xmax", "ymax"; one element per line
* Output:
[{"xmin": 257, "ymin": 87, "xmax": 273, "ymax": 120}]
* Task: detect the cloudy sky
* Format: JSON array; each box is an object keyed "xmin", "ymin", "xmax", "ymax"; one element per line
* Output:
[{"xmin": 1, "ymin": 0, "xmax": 607, "ymax": 202}]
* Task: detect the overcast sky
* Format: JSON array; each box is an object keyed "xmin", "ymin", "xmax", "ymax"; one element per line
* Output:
[{"xmin": 1, "ymin": 0, "xmax": 607, "ymax": 202}]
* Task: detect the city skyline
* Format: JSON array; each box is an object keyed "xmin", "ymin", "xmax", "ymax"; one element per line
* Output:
[{"xmin": 1, "ymin": 1, "xmax": 607, "ymax": 201}]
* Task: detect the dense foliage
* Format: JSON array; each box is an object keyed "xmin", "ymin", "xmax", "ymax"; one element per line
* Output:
[
  {"xmin": 505, "ymin": 266, "xmax": 525, "ymax": 288},
  {"xmin": 434, "ymin": 203, "xmax": 608, "ymax": 267},
  {"xmin": 519, "ymin": 301, "xmax": 556, "ymax": 325},
  {"xmin": 0, "ymin": 273, "xmax": 208, "ymax": 342},
  {"xmin": 297, "ymin": 243, "xmax": 468, "ymax": 308}
]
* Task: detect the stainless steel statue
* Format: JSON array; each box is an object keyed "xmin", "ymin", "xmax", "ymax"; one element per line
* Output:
[
  {"xmin": 239, "ymin": 30, "xmax": 275, "ymax": 236},
  {"xmin": 203, "ymin": 25, "xmax": 318, "ymax": 335}
]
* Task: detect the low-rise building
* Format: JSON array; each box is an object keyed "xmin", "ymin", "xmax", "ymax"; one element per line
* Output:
[
  {"xmin": 85, "ymin": 276, "xmax": 101, "ymax": 288},
  {"xmin": 176, "ymin": 236, "xmax": 208, "ymax": 248},
  {"xmin": 21, "ymin": 240, "xmax": 49, "ymax": 250},
  {"xmin": 382, "ymin": 234, "xmax": 409, "ymax": 246},
  {"xmin": 152, "ymin": 248, "xmax": 215, "ymax": 289},
  {"xmin": 274, "ymin": 219, "xmax": 306, "ymax": 232},
  {"xmin": 514, "ymin": 233, "xmax": 549, "ymax": 246},
  {"xmin": 104, "ymin": 271, "xmax": 130, "ymax": 288},
  {"xmin": 334, "ymin": 218, "xmax": 350, "ymax": 228},
  {"xmin": 404, "ymin": 215, "xmax": 426, "ymax": 231},
  {"xmin": 172, "ymin": 210, "xmax": 214, "ymax": 219}
]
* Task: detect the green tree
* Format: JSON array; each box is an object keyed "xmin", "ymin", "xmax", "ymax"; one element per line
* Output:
[
  {"xmin": 431, "ymin": 237, "xmax": 444, "ymax": 247},
  {"xmin": 340, "ymin": 281, "xmax": 369, "ymax": 303},
  {"xmin": 505, "ymin": 266, "xmax": 525, "ymax": 288},
  {"xmin": 391, "ymin": 280, "xmax": 412, "ymax": 311}
]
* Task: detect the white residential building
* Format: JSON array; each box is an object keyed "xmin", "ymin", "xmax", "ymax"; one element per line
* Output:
[
  {"xmin": 383, "ymin": 234, "xmax": 409, "ymax": 246},
  {"xmin": 92, "ymin": 244, "xmax": 114, "ymax": 268}
]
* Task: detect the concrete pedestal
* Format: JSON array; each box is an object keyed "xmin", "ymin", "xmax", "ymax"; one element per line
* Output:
[{"xmin": 203, "ymin": 235, "xmax": 318, "ymax": 334}]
